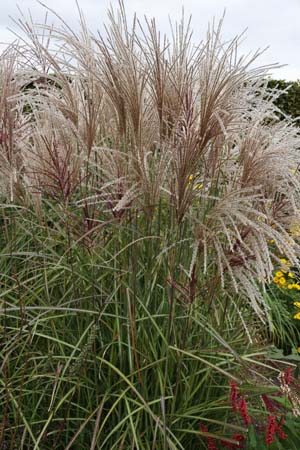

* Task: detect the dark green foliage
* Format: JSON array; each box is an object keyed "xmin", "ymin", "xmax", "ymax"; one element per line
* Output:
[{"xmin": 267, "ymin": 79, "xmax": 300, "ymax": 125}]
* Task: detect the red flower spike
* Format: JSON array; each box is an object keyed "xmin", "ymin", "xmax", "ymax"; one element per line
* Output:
[
  {"xmin": 276, "ymin": 426, "xmax": 288, "ymax": 441},
  {"xmin": 284, "ymin": 367, "xmax": 293, "ymax": 385},
  {"xmin": 262, "ymin": 394, "xmax": 277, "ymax": 412},
  {"xmin": 265, "ymin": 415, "xmax": 277, "ymax": 445},
  {"xmin": 229, "ymin": 380, "xmax": 238, "ymax": 412},
  {"xmin": 237, "ymin": 397, "xmax": 251, "ymax": 425},
  {"xmin": 207, "ymin": 441, "xmax": 218, "ymax": 450},
  {"xmin": 276, "ymin": 416, "xmax": 288, "ymax": 441},
  {"xmin": 199, "ymin": 424, "xmax": 218, "ymax": 450},
  {"xmin": 234, "ymin": 434, "xmax": 245, "ymax": 449},
  {"xmin": 272, "ymin": 391, "xmax": 283, "ymax": 397}
]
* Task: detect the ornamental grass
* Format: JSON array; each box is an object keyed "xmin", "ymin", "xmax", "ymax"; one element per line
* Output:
[{"xmin": 1, "ymin": 2, "xmax": 300, "ymax": 448}]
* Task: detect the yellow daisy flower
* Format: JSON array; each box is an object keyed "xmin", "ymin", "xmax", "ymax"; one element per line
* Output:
[
  {"xmin": 280, "ymin": 258, "xmax": 290, "ymax": 267},
  {"xmin": 279, "ymin": 277, "xmax": 286, "ymax": 285},
  {"xmin": 294, "ymin": 302, "xmax": 300, "ymax": 308},
  {"xmin": 294, "ymin": 312, "xmax": 300, "ymax": 320}
]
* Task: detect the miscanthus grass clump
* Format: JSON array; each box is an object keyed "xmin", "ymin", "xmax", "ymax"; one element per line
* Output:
[{"xmin": 1, "ymin": 2, "xmax": 300, "ymax": 448}]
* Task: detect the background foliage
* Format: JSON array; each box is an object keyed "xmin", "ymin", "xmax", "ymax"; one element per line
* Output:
[{"xmin": 267, "ymin": 79, "xmax": 300, "ymax": 125}]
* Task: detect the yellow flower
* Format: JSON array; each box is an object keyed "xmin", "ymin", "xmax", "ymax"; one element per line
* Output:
[
  {"xmin": 279, "ymin": 277, "xmax": 286, "ymax": 285},
  {"xmin": 294, "ymin": 302, "xmax": 300, "ymax": 308},
  {"xmin": 290, "ymin": 220, "xmax": 300, "ymax": 236},
  {"xmin": 273, "ymin": 277, "xmax": 280, "ymax": 284},
  {"xmin": 189, "ymin": 175, "xmax": 194, "ymax": 182},
  {"xmin": 276, "ymin": 271, "xmax": 284, "ymax": 278},
  {"xmin": 294, "ymin": 312, "xmax": 300, "ymax": 320},
  {"xmin": 288, "ymin": 284, "xmax": 294, "ymax": 289},
  {"xmin": 280, "ymin": 258, "xmax": 289, "ymax": 265},
  {"xmin": 296, "ymin": 285, "xmax": 300, "ymax": 291},
  {"xmin": 268, "ymin": 239, "xmax": 275, "ymax": 244},
  {"xmin": 285, "ymin": 238, "xmax": 294, "ymax": 245},
  {"xmin": 288, "ymin": 272, "xmax": 294, "ymax": 278}
]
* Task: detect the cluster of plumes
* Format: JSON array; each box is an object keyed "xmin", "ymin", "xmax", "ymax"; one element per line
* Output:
[{"xmin": 1, "ymin": 1, "xmax": 300, "ymax": 319}]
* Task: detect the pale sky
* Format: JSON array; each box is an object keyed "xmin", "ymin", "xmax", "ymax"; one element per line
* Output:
[{"xmin": 0, "ymin": 0, "xmax": 299, "ymax": 81}]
